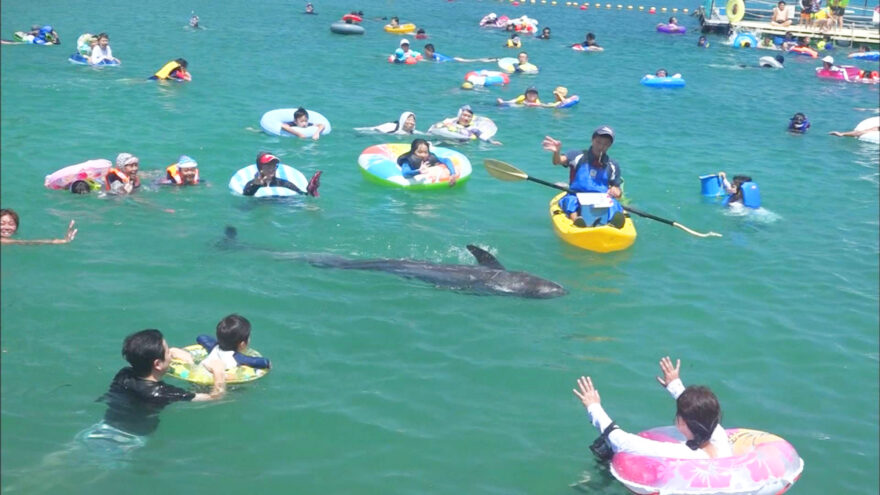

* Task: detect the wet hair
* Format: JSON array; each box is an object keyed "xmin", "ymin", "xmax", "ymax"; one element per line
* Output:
[
  {"xmin": 668, "ymin": 16, "xmax": 676, "ymax": 23},
  {"xmin": 775, "ymin": 54, "xmax": 785, "ymax": 64},
  {"xmin": 97, "ymin": 32, "xmax": 109, "ymax": 40},
  {"xmin": 656, "ymin": 68, "xmax": 668, "ymax": 76},
  {"xmin": 293, "ymin": 107, "xmax": 308, "ymax": 121},
  {"xmin": 409, "ymin": 138, "xmax": 430, "ymax": 153},
  {"xmin": 175, "ymin": 58, "xmax": 188, "ymax": 68},
  {"xmin": 543, "ymin": 27, "xmax": 551, "ymax": 33},
  {"xmin": 70, "ymin": 180, "xmax": 92, "ymax": 194},
  {"xmin": 417, "ymin": 28, "xmax": 425, "ymax": 34},
  {"xmin": 424, "ymin": 43, "xmax": 435, "ymax": 51},
  {"xmin": 676, "ymin": 386, "xmax": 722, "ymax": 450},
  {"xmin": 586, "ymin": 32, "xmax": 596, "ymax": 41},
  {"xmin": 390, "ymin": 16, "xmax": 399, "ymax": 22},
  {"xmin": 122, "ymin": 329, "xmax": 165, "ymax": 377},
  {"xmin": 0, "ymin": 208, "xmax": 20, "ymax": 229},
  {"xmin": 216, "ymin": 314, "xmax": 251, "ymax": 351}
]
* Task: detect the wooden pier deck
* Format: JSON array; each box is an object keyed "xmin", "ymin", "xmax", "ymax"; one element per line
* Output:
[{"xmin": 732, "ymin": 20, "xmax": 880, "ymax": 45}]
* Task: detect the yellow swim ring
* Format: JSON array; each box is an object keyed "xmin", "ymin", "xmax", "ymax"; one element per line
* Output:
[
  {"xmin": 384, "ymin": 23, "xmax": 416, "ymax": 34},
  {"xmin": 167, "ymin": 344, "xmax": 270, "ymax": 386},
  {"xmin": 727, "ymin": 0, "xmax": 745, "ymax": 23}
]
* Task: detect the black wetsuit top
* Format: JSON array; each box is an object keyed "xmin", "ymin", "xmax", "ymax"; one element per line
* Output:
[
  {"xmin": 100, "ymin": 367, "xmax": 195, "ymax": 435},
  {"xmin": 242, "ymin": 176, "xmax": 304, "ymax": 196}
]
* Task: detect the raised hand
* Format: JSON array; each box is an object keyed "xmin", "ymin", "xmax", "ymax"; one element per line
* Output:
[
  {"xmin": 656, "ymin": 356, "xmax": 681, "ymax": 387},
  {"xmin": 573, "ymin": 375, "xmax": 601, "ymax": 408}
]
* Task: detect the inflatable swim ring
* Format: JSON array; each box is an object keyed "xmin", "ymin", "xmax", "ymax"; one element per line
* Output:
[
  {"xmin": 358, "ymin": 143, "xmax": 472, "ymax": 189},
  {"xmin": 330, "ymin": 22, "xmax": 364, "ymax": 35},
  {"xmin": 341, "ymin": 13, "xmax": 363, "ymax": 23},
  {"xmin": 167, "ymin": 344, "xmax": 270, "ymax": 385},
  {"xmin": 464, "ymin": 70, "xmax": 510, "ymax": 87},
  {"xmin": 759, "ymin": 56, "xmax": 784, "ymax": 68},
  {"xmin": 228, "ymin": 163, "xmax": 309, "ymax": 197},
  {"xmin": 657, "ymin": 24, "xmax": 687, "ymax": 33},
  {"xmin": 498, "ymin": 57, "xmax": 538, "ymax": 74},
  {"xmin": 855, "ymin": 116, "xmax": 880, "ymax": 143},
  {"xmin": 44, "ymin": 159, "xmax": 111, "ymax": 190},
  {"xmin": 388, "ymin": 52, "xmax": 422, "ymax": 64},
  {"xmin": 553, "ymin": 95, "xmax": 580, "ymax": 108},
  {"xmin": 848, "ymin": 51, "xmax": 879, "ymax": 61},
  {"xmin": 641, "ymin": 75, "xmax": 686, "ymax": 88},
  {"xmin": 610, "ymin": 426, "xmax": 803, "ymax": 495},
  {"xmin": 572, "ymin": 44, "xmax": 602, "ymax": 52},
  {"xmin": 68, "ymin": 53, "xmax": 120, "ymax": 66},
  {"xmin": 727, "ymin": 0, "xmax": 745, "ymax": 23},
  {"xmin": 384, "ymin": 23, "xmax": 416, "ymax": 34},
  {"xmin": 428, "ymin": 116, "xmax": 498, "ymax": 142},
  {"xmin": 259, "ymin": 108, "xmax": 332, "ymax": 137},
  {"xmin": 816, "ymin": 66, "xmax": 879, "ymax": 84},
  {"xmin": 789, "ymin": 46, "xmax": 818, "ymax": 58},
  {"xmin": 732, "ymin": 32, "xmax": 758, "ymax": 48}
]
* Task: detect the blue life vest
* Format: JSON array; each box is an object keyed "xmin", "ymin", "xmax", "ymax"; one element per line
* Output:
[{"xmin": 570, "ymin": 153, "xmax": 612, "ymax": 193}]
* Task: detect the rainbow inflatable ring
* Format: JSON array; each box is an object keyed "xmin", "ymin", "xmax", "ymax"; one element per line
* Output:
[
  {"xmin": 610, "ymin": 426, "xmax": 804, "ymax": 495},
  {"xmin": 358, "ymin": 143, "xmax": 472, "ymax": 189}
]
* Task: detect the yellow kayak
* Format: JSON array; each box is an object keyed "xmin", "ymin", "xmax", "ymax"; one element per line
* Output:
[
  {"xmin": 384, "ymin": 23, "xmax": 416, "ymax": 34},
  {"xmin": 549, "ymin": 193, "xmax": 636, "ymax": 253}
]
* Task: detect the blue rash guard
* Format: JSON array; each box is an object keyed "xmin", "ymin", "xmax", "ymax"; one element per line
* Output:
[
  {"xmin": 559, "ymin": 148, "xmax": 624, "ymax": 224},
  {"xmin": 429, "ymin": 52, "xmax": 453, "ymax": 62},
  {"xmin": 397, "ymin": 151, "xmax": 455, "ymax": 178},
  {"xmin": 196, "ymin": 335, "xmax": 271, "ymax": 369}
]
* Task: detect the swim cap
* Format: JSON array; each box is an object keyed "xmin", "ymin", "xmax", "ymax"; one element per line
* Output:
[
  {"xmin": 822, "ymin": 55, "xmax": 834, "ymax": 64},
  {"xmin": 115, "ymin": 153, "xmax": 139, "ymax": 167},
  {"xmin": 177, "ymin": 155, "xmax": 198, "ymax": 168},
  {"xmin": 461, "ymin": 81, "xmax": 474, "ymax": 90},
  {"xmin": 40, "ymin": 25, "xmax": 53, "ymax": 34}
]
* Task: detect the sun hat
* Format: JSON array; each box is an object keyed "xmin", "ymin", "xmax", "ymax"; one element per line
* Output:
[
  {"xmin": 822, "ymin": 55, "xmax": 834, "ymax": 64},
  {"xmin": 256, "ymin": 152, "xmax": 280, "ymax": 167},
  {"xmin": 592, "ymin": 125, "xmax": 615, "ymax": 142},
  {"xmin": 115, "ymin": 153, "xmax": 139, "ymax": 167},
  {"xmin": 552, "ymin": 86, "xmax": 568, "ymax": 98},
  {"xmin": 400, "ymin": 39, "xmax": 410, "ymax": 46},
  {"xmin": 177, "ymin": 155, "xmax": 198, "ymax": 168}
]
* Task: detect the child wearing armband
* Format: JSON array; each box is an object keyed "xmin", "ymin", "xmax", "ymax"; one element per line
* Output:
[{"xmin": 197, "ymin": 314, "xmax": 271, "ymax": 372}]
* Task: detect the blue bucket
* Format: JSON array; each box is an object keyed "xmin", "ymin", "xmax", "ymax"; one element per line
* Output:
[{"xmin": 699, "ymin": 174, "xmax": 724, "ymax": 196}]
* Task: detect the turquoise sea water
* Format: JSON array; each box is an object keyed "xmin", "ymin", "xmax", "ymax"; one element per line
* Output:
[{"xmin": 2, "ymin": 0, "xmax": 878, "ymax": 493}]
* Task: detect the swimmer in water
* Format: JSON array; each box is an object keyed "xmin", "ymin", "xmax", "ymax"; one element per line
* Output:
[
  {"xmin": 280, "ymin": 107, "xmax": 327, "ymax": 140},
  {"xmin": 396, "ymin": 138, "xmax": 459, "ymax": 187},
  {"xmin": 1, "ymin": 208, "xmax": 78, "ymax": 245}
]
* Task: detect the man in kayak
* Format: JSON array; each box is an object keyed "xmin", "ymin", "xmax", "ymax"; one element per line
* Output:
[{"xmin": 542, "ymin": 126, "xmax": 626, "ymax": 228}]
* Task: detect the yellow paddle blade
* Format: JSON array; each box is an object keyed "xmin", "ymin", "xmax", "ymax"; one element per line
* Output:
[{"xmin": 483, "ymin": 159, "xmax": 528, "ymax": 181}]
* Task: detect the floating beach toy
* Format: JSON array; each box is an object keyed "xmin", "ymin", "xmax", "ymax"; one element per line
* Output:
[{"xmin": 358, "ymin": 143, "xmax": 472, "ymax": 189}]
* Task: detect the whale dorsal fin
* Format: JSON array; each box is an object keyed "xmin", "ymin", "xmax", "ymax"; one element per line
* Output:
[{"xmin": 467, "ymin": 244, "xmax": 505, "ymax": 270}]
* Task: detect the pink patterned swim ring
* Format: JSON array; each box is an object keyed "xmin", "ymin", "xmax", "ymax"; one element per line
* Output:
[{"xmin": 611, "ymin": 426, "xmax": 804, "ymax": 495}]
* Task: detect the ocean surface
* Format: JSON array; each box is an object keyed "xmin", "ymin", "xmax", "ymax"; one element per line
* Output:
[{"xmin": 1, "ymin": 0, "xmax": 878, "ymax": 493}]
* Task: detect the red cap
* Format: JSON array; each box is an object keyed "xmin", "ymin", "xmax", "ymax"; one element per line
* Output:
[{"xmin": 257, "ymin": 152, "xmax": 279, "ymax": 166}]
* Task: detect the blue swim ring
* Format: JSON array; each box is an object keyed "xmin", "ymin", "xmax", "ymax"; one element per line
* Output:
[
  {"xmin": 849, "ymin": 51, "xmax": 879, "ymax": 61},
  {"xmin": 68, "ymin": 53, "xmax": 120, "ymax": 66},
  {"xmin": 228, "ymin": 163, "xmax": 309, "ymax": 197},
  {"xmin": 259, "ymin": 108, "xmax": 332, "ymax": 138},
  {"xmin": 732, "ymin": 32, "xmax": 758, "ymax": 48},
  {"xmin": 640, "ymin": 75, "xmax": 686, "ymax": 88}
]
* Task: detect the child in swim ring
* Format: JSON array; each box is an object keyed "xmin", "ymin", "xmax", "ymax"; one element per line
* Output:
[
  {"xmin": 497, "ymin": 86, "xmax": 542, "ymax": 107},
  {"xmin": 396, "ymin": 138, "xmax": 458, "ymax": 187},
  {"xmin": 280, "ymin": 107, "xmax": 326, "ymax": 140},
  {"xmin": 242, "ymin": 151, "xmax": 321, "ymax": 196},
  {"xmin": 196, "ymin": 314, "xmax": 271, "ymax": 373},
  {"xmin": 574, "ymin": 356, "xmax": 732, "ymax": 460}
]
